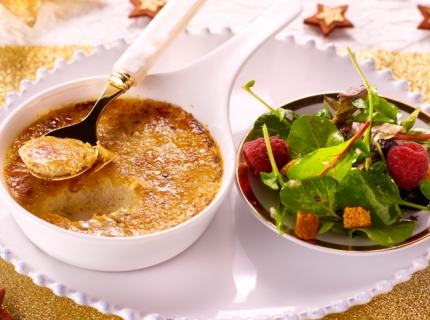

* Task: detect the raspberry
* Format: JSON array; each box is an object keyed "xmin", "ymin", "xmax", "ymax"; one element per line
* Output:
[
  {"xmin": 387, "ymin": 141, "xmax": 429, "ymax": 189},
  {"xmin": 243, "ymin": 136, "xmax": 289, "ymax": 177}
]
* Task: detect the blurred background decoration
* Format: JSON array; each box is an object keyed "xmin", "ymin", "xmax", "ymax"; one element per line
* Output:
[
  {"xmin": 128, "ymin": 0, "xmax": 165, "ymax": 18},
  {"xmin": 0, "ymin": 0, "xmax": 42, "ymax": 27}
]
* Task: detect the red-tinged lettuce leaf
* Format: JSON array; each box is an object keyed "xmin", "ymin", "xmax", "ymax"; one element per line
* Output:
[
  {"xmin": 287, "ymin": 140, "xmax": 367, "ymax": 183},
  {"xmin": 339, "ymin": 85, "xmax": 368, "ymax": 102},
  {"xmin": 287, "ymin": 122, "xmax": 371, "ymax": 183},
  {"xmin": 399, "ymin": 128, "xmax": 430, "ymax": 152}
]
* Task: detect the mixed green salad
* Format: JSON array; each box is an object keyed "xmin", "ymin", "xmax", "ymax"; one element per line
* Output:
[{"xmin": 242, "ymin": 48, "xmax": 430, "ymax": 247}]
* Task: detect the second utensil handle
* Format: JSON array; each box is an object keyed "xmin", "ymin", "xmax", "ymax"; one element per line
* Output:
[{"xmin": 112, "ymin": 0, "xmax": 206, "ymax": 86}]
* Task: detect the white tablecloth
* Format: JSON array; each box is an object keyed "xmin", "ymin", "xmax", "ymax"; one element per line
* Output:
[{"xmin": 1, "ymin": 0, "xmax": 430, "ymax": 52}]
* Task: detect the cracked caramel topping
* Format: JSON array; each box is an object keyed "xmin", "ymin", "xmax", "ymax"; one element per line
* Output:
[{"xmin": 4, "ymin": 98, "xmax": 223, "ymax": 236}]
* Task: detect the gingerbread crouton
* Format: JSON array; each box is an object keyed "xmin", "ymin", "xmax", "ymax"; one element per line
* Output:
[
  {"xmin": 295, "ymin": 211, "xmax": 319, "ymax": 240},
  {"xmin": 343, "ymin": 206, "xmax": 372, "ymax": 229}
]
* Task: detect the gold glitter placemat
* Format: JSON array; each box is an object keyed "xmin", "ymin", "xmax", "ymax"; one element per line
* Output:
[
  {"xmin": 0, "ymin": 260, "xmax": 120, "ymax": 319},
  {"xmin": 0, "ymin": 45, "xmax": 93, "ymax": 104},
  {"xmin": 354, "ymin": 50, "xmax": 430, "ymax": 105},
  {"xmin": 1, "ymin": 46, "xmax": 430, "ymax": 319}
]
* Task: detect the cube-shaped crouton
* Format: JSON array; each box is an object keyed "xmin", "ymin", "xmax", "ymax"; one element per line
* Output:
[
  {"xmin": 343, "ymin": 206, "xmax": 372, "ymax": 229},
  {"xmin": 295, "ymin": 211, "xmax": 319, "ymax": 240}
]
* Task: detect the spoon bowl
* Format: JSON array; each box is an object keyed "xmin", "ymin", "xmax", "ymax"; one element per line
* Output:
[{"xmin": 0, "ymin": 0, "xmax": 303, "ymax": 271}]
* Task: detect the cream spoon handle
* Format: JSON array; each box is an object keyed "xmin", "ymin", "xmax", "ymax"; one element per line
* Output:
[{"xmin": 113, "ymin": 0, "xmax": 207, "ymax": 86}]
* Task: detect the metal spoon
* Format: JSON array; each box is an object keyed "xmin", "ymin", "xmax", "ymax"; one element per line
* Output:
[
  {"xmin": 45, "ymin": 0, "xmax": 207, "ymax": 145},
  {"xmin": 24, "ymin": 0, "xmax": 207, "ymax": 180}
]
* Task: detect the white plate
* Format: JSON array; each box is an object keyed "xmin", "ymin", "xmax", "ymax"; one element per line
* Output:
[{"xmin": 1, "ymin": 30, "xmax": 430, "ymax": 320}]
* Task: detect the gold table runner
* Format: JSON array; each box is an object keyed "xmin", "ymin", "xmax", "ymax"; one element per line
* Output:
[{"xmin": 1, "ymin": 46, "xmax": 430, "ymax": 319}]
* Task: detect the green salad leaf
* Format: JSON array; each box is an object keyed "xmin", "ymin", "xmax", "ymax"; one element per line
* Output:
[
  {"xmin": 280, "ymin": 176, "xmax": 341, "ymax": 220},
  {"xmin": 335, "ymin": 169, "xmax": 406, "ymax": 227},
  {"xmin": 250, "ymin": 110, "xmax": 298, "ymax": 141},
  {"xmin": 374, "ymin": 97, "xmax": 402, "ymax": 124},
  {"xmin": 419, "ymin": 180, "xmax": 430, "ymax": 200},
  {"xmin": 353, "ymin": 111, "xmax": 396, "ymax": 124},
  {"xmin": 242, "ymin": 80, "xmax": 299, "ymax": 141},
  {"xmin": 369, "ymin": 159, "xmax": 387, "ymax": 172},
  {"xmin": 348, "ymin": 221, "xmax": 415, "ymax": 246},
  {"xmin": 260, "ymin": 171, "xmax": 280, "ymax": 190},
  {"xmin": 317, "ymin": 220, "xmax": 337, "ymax": 234},
  {"xmin": 351, "ymin": 97, "xmax": 367, "ymax": 109},
  {"xmin": 314, "ymin": 108, "xmax": 332, "ymax": 120},
  {"xmin": 401, "ymin": 107, "xmax": 421, "ymax": 132},
  {"xmin": 271, "ymin": 206, "xmax": 288, "ymax": 236},
  {"xmin": 287, "ymin": 115, "xmax": 344, "ymax": 159}
]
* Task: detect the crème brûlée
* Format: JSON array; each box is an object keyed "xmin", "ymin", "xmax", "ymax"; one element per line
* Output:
[{"xmin": 3, "ymin": 98, "xmax": 224, "ymax": 237}]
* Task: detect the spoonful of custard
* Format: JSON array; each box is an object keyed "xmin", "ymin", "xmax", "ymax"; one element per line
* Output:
[{"xmin": 18, "ymin": 136, "xmax": 115, "ymax": 180}]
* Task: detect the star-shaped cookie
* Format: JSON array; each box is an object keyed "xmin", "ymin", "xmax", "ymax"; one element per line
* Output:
[
  {"xmin": 418, "ymin": 5, "xmax": 430, "ymax": 30},
  {"xmin": 304, "ymin": 4, "xmax": 353, "ymax": 37},
  {"xmin": 129, "ymin": 0, "xmax": 166, "ymax": 19}
]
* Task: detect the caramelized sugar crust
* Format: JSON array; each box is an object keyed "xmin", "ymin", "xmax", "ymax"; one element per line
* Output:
[{"xmin": 4, "ymin": 98, "xmax": 223, "ymax": 236}]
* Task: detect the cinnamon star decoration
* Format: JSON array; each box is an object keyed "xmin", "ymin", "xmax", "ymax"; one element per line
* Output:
[
  {"xmin": 0, "ymin": 289, "xmax": 15, "ymax": 320},
  {"xmin": 129, "ymin": 0, "xmax": 166, "ymax": 19},
  {"xmin": 304, "ymin": 4, "xmax": 353, "ymax": 37},
  {"xmin": 418, "ymin": 5, "xmax": 430, "ymax": 30}
]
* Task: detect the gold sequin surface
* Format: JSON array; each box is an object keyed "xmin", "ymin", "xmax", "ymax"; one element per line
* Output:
[
  {"xmin": 1, "ymin": 46, "xmax": 430, "ymax": 319},
  {"xmin": 0, "ymin": 46, "xmax": 93, "ymax": 106}
]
